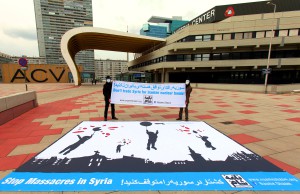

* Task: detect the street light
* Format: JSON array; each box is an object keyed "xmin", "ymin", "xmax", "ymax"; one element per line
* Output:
[{"xmin": 264, "ymin": 1, "xmax": 277, "ymax": 94}]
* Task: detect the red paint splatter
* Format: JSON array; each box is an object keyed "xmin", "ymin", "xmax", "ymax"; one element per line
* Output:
[{"xmin": 73, "ymin": 131, "xmax": 84, "ymax": 133}]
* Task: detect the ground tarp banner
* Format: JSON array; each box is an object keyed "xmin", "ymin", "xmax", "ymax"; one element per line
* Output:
[
  {"xmin": 111, "ymin": 81, "xmax": 186, "ymax": 107},
  {"xmin": 1, "ymin": 121, "xmax": 300, "ymax": 191}
]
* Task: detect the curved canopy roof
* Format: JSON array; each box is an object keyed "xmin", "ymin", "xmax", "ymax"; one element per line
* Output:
[{"xmin": 61, "ymin": 27, "xmax": 165, "ymax": 85}]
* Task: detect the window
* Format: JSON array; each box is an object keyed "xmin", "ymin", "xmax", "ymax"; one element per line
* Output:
[
  {"xmin": 231, "ymin": 52, "xmax": 240, "ymax": 60},
  {"xmin": 241, "ymin": 52, "xmax": 250, "ymax": 59},
  {"xmin": 279, "ymin": 30, "xmax": 288, "ymax": 37},
  {"xmin": 256, "ymin": 31, "xmax": 265, "ymax": 38},
  {"xmin": 143, "ymin": 24, "xmax": 149, "ymax": 32},
  {"xmin": 244, "ymin": 32, "xmax": 252, "ymax": 39},
  {"xmin": 184, "ymin": 55, "xmax": 192, "ymax": 61},
  {"xmin": 212, "ymin": 53, "xmax": 221, "ymax": 60},
  {"xmin": 176, "ymin": 55, "xmax": 184, "ymax": 61},
  {"xmin": 276, "ymin": 51, "xmax": 285, "ymax": 58},
  {"xmin": 266, "ymin": 31, "xmax": 274, "ymax": 38},
  {"xmin": 289, "ymin": 29, "xmax": 299, "ymax": 36},
  {"xmin": 194, "ymin": 54, "xmax": 202, "ymax": 61},
  {"xmin": 223, "ymin": 34, "xmax": 231, "ymax": 40},
  {"xmin": 214, "ymin": 34, "xmax": 222, "ymax": 40},
  {"xmin": 202, "ymin": 54, "xmax": 210, "ymax": 61},
  {"xmin": 222, "ymin": 53, "xmax": 230, "ymax": 60},
  {"xmin": 203, "ymin": 35, "xmax": 211, "ymax": 41},
  {"xmin": 195, "ymin": 35, "xmax": 203, "ymax": 41},
  {"xmin": 235, "ymin": 33, "xmax": 243, "ymax": 40},
  {"xmin": 253, "ymin": 52, "xmax": 261, "ymax": 59}
]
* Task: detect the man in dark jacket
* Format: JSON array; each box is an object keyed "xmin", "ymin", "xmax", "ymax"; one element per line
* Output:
[
  {"xmin": 103, "ymin": 76, "xmax": 118, "ymax": 121},
  {"xmin": 176, "ymin": 79, "xmax": 193, "ymax": 121}
]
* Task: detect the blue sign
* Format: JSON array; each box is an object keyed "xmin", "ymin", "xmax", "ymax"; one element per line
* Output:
[
  {"xmin": 262, "ymin": 68, "xmax": 272, "ymax": 74},
  {"xmin": 1, "ymin": 172, "xmax": 300, "ymax": 191},
  {"xmin": 18, "ymin": 58, "xmax": 28, "ymax": 67}
]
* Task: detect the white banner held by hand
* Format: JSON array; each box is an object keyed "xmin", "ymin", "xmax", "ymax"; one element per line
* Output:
[{"xmin": 111, "ymin": 81, "xmax": 186, "ymax": 107}]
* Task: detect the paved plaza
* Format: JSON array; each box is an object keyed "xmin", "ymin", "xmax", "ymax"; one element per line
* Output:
[{"xmin": 0, "ymin": 83, "xmax": 300, "ymax": 194}]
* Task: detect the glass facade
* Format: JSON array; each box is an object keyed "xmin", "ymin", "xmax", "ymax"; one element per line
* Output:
[
  {"xmin": 140, "ymin": 17, "xmax": 188, "ymax": 38},
  {"xmin": 140, "ymin": 24, "xmax": 168, "ymax": 38},
  {"xmin": 170, "ymin": 20, "xmax": 189, "ymax": 33},
  {"xmin": 34, "ymin": 0, "xmax": 94, "ymax": 72}
]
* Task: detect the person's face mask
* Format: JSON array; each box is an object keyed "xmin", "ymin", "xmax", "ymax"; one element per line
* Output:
[
  {"xmin": 185, "ymin": 80, "xmax": 190, "ymax": 85},
  {"xmin": 106, "ymin": 79, "xmax": 111, "ymax": 83}
]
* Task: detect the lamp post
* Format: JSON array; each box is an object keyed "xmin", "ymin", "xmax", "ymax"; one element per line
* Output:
[{"xmin": 264, "ymin": 1, "xmax": 277, "ymax": 94}]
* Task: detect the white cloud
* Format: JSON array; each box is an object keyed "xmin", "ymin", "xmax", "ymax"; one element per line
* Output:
[{"xmin": 0, "ymin": 0, "xmax": 263, "ymax": 60}]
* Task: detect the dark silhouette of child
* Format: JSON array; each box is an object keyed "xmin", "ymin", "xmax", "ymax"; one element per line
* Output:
[
  {"xmin": 59, "ymin": 134, "xmax": 94, "ymax": 155},
  {"xmin": 196, "ymin": 135, "xmax": 216, "ymax": 150},
  {"xmin": 116, "ymin": 145, "xmax": 122, "ymax": 153},
  {"xmin": 116, "ymin": 142, "xmax": 125, "ymax": 153},
  {"xmin": 146, "ymin": 130, "xmax": 158, "ymax": 150}
]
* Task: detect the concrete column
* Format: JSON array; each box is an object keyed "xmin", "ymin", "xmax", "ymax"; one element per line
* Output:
[
  {"xmin": 164, "ymin": 70, "xmax": 169, "ymax": 83},
  {"xmin": 154, "ymin": 71, "xmax": 158, "ymax": 82},
  {"xmin": 161, "ymin": 68, "xmax": 165, "ymax": 83}
]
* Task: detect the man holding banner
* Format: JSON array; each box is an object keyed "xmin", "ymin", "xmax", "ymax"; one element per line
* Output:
[
  {"xmin": 176, "ymin": 79, "xmax": 193, "ymax": 121},
  {"xmin": 103, "ymin": 76, "xmax": 118, "ymax": 121}
]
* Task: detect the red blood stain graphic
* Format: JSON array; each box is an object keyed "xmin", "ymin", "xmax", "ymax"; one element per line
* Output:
[{"xmin": 73, "ymin": 131, "xmax": 84, "ymax": 133}]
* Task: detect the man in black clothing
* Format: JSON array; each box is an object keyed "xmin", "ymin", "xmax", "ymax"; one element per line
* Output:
[{"xmin": 103, "ymin": 76, "xmax": 118, "ymax": 121}]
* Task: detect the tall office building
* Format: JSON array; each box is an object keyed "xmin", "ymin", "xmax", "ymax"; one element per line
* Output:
[
  {"xmin": 33, "ymin": 0, "xmax": 94, "ymax": 72},
  {"xmin": 0, "ymin": 52, "xmax": 13, "ymax": 82},
  {"xmin": 95, "ymin": 59, "xmax": 128, "ymax": 81}
]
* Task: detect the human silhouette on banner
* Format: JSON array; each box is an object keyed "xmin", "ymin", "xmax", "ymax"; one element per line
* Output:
[
  {"xmin": 146, "ymin": 130, "xmax": 159, "ymax": 150},
  {"xmin": 116, "ymin": 140, "xmax": 126, "ymax": 153},
  {"xmin": 59, "ymin": 134, "xmax": 94, "ymax": 155}
]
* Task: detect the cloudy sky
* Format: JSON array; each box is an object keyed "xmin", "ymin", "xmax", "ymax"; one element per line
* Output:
[{"xmin": 0, "ymin": 0, "xmax": 262, "ymax": 60}]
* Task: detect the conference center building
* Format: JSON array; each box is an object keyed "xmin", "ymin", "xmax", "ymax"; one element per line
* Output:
[{"xmin": 128, "ymin": 0, "xmax": 300, "ymax": 90}]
